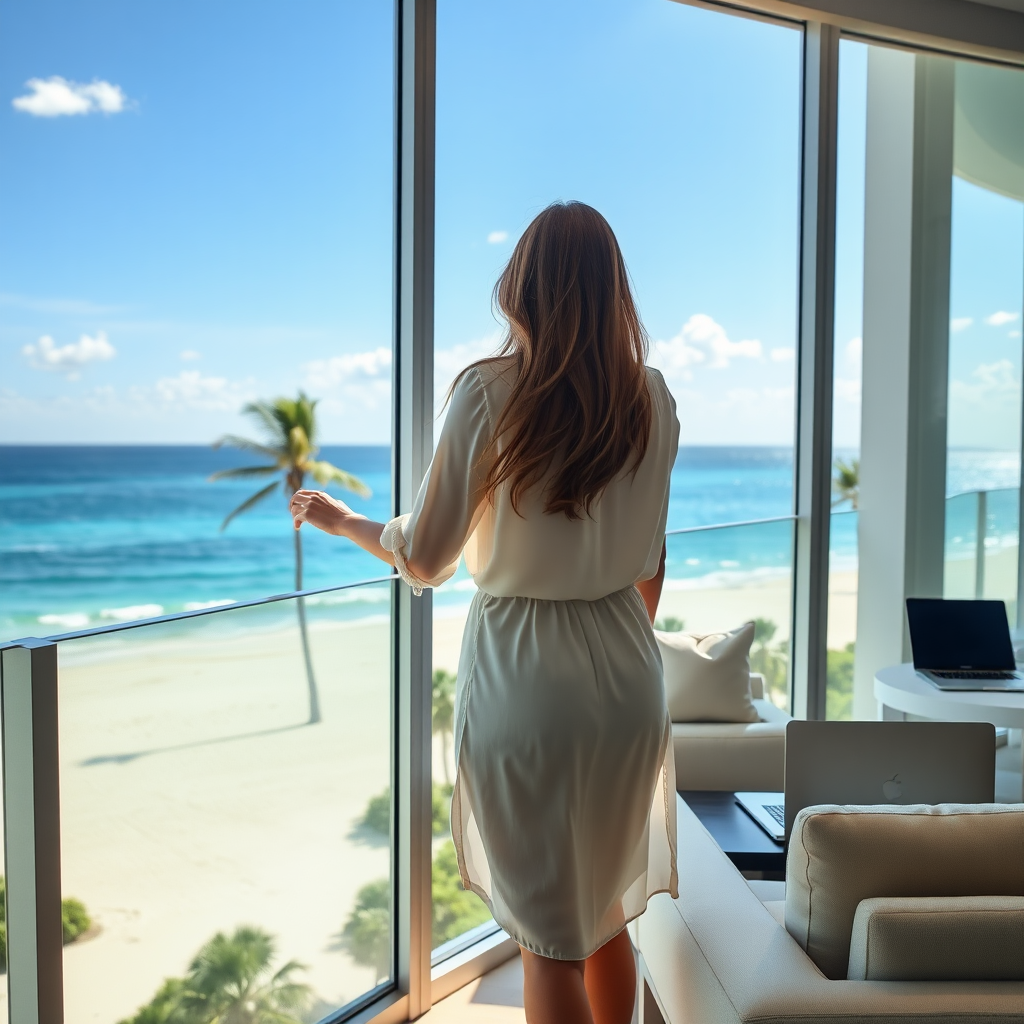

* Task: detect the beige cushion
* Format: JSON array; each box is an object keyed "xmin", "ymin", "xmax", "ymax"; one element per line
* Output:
[
  {"xmin": 657, "ymin": 621, "xmax": 758, "ymax": 723},
  {"xmin": 848, "ymin": 895, "xmax": 1024, "ymax": 981},
  {"xmin": 672, "ymin": 697, "xmax": 789, "ymax": 791},
  {"xmin": 786, "ymin": 803, "xmax": 1024, "ymax": 980}
]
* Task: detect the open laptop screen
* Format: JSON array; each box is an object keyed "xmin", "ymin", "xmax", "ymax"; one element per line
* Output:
[{"xmin": 906, "ymin": 598, "xmax": 1015, "ymax": 671}]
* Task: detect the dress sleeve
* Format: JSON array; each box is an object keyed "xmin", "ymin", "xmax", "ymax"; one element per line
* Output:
[
  {"xmin": 380, "ymin": 368, "xmax": 492, "ymax": 595},
  {"xmin": 638, "ymin": 370, "xmax": 679, "ymax": 582}
]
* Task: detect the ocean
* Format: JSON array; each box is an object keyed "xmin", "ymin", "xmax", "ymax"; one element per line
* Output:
[{"xmin": 0, "ymin": 445, "xmax": 1019, "ymax": 643}]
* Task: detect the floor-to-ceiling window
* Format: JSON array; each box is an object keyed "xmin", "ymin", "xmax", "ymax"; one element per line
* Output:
[
  {"xmin": 0, "ymin": 3, "xmax": 397, "ymax": 1020},
  {"xmin": 429, "ymin": 0, "xmax": 802, "ymax": 958},
  {"xmin": 828, "ymin": 38, "xmax": 1024, "ymax": 720}
]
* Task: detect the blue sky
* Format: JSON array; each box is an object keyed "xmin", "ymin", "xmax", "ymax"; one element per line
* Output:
[{"xmin": 0, "ymin": 1, "xmax": 1020, "ymax": 450}]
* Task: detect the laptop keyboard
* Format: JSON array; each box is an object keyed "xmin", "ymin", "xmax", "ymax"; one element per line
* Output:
[
  {"xmin": 930, "ymin": 669, "xmax": 1017, "ymax": 680},
  {"xmin": 765, "ymin": 804, "xmax": 785, "ymax": 827}
]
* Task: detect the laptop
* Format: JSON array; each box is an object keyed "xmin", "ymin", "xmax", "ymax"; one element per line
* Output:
[
  {"xmin": 906, "ymin": 597, "xmax": 1024, "ymax": 691},
  {"xmin": 736, "ymin": 720, "xmax": 995, "ymax": 842}
]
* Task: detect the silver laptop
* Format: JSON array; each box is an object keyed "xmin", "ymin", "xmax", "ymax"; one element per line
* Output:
[
  {"xmin": 736, "ymin": 720, "xmax": 995, "ymax": 842},
  {"xmin": 906, "ymin": 598, "xmax": 1024, "ymax": 691}
]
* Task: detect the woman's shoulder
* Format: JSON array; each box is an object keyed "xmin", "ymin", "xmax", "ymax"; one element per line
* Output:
[{"xmin": 644, "ymin": 365, "xmax": 676, "ymax": 412}]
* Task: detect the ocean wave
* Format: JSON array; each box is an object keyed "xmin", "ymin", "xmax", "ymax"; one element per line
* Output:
[
  {"xmin": 100, "ymin": 604, "xmax": 165, "ymax": 622},
  {"xmin": 38, "ymin": 612, "xmax": 91, "ymax": 630},
  {"xmin": 183, "ymin": 599, "xmax": 236, "ymax": 611},
  {"xmin": 664, "ymin": 565, "xmax": 791, "ymax": 591}
]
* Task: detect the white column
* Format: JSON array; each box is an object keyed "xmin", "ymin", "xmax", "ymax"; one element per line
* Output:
[{"xmin": 854, "ymin": 48, "xmax": 954, "ymax": 720}]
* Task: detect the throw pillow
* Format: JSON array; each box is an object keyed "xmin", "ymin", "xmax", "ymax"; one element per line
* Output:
[{"xmin": 656, "ymin": 621, "xmax": 758, "ymax": 723}]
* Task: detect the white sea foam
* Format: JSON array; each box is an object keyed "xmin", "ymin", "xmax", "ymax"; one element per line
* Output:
[
  {"xmin": 38, "ymin": 612, "xmax": 90, "ymax": 629},
  {"xmin": 100, "ymin": 604, "xmax": 164, "ymax": 622},
  {"xmin": 663, "ymin": 565, "xmax": 790, "ymax": 591},
  {"xmin": 183, "ymin": 599, "xmax": 236, "ymax": 611}
]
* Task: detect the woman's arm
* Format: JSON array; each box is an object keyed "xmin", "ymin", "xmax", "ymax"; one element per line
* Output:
[
  {"xmin": 635, "ymin": 540, "xmax": 666, "ymax": 625},
  {"xmin": 289, "ymin": 490, "xmax": 396, "ymax": 567}
]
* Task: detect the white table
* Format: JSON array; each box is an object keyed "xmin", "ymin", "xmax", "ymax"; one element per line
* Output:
[{"xmin": 875, "ymin": 663, "xmax": 1024, "ymax": 799}]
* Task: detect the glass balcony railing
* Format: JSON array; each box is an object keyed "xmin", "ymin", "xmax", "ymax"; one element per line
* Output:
[
  {"xmin": 662, "ymin": 517, "xmax": 796, "ymax": 712},
  {"xmin": 4, "ymin": 579, "xmax": 396, "ymax": 1024},
  {"xmin": 944, "ymin": 487, "xmax": 1020, "ymax": 612}
]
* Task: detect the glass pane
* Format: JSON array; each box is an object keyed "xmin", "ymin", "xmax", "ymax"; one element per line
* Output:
[
  {"xmin": 432, "ymin": 0, "xmax": 801, "ymax": 954},
  {"xmin": 662, "ymin": 521, "xmax": 794, "ymax": 712},
  {"xmin": 947, "ymin": 58, "xmax": 1024, "ymax": 625},
  {"xmin": 0, "ymin": 0, "xmax": 395, "ymax": 644},
  {"xmin": 56, "ymin": 589, "xmax": 392, "ymax": 1023},
  {"xmin": 827, "ymin": 38, "xmax": 867, "ymax": 720}
]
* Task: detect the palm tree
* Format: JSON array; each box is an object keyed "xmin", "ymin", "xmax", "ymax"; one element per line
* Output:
[
  {"xmin": 432, "ymin": 668, "xmax": 456, "ymax": 784},
  {"xmin": 211, "ymin": 393, "xmax": 369, "ymax": 725},
  {"xmin": 832, "ymin": 457, "xmax": 860, "ymax": 509},
  {"xmin": 176, "ymin": 926, "xmax": 311, "ymax": 1024},
  {"xmin": 339, "ymin": 879, "xmax": 391, "ymax": 984}
]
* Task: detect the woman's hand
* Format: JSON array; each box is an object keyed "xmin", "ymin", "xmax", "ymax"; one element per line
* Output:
[{"xmin": 290, "ymin": 489, "xmax": 361, "ymax": 536}]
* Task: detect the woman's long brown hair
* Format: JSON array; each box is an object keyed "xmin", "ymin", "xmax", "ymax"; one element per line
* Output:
[{"xmin": 454, "ymin": 201, "xmax": 652, "ymax": 520}]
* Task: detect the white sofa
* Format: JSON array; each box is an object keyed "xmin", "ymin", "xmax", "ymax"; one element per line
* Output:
[
  {"xmin": 672, "ymin": 674, "xmax": 791, "ymax": 792},
  {"xmin": 637, "ymin": 797, "xmax": 1024, "ymax": 1024}
]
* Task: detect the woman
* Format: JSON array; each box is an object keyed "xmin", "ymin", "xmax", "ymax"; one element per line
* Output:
[{"xmin": 291, "ymin": 201, "xmax": 678, "ymax": 1024}]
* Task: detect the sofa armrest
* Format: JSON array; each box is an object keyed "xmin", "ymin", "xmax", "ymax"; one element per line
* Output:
[
  {"xmin": 749, "ymin": 672, "xmax": 765, "ymax": 700},
  {"xmin": 848, "ymin": 896, "xmax": 1024, "ymax": 981},
  {"xmin": 636, "ymin": 796, "xmax": 1024, "ymax": 1023}
]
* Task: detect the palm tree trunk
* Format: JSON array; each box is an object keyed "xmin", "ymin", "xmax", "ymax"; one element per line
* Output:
[{"xmin": 294, "ymin": 527, "xmax": 322, "ymax": 725}]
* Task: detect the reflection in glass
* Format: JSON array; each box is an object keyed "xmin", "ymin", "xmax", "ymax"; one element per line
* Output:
[{"xmin": 56, "ymin": 589, "xmax": 392, "ymax": 1024}]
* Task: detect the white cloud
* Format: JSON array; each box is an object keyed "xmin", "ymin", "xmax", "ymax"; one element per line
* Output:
[
  {"xmin": 22, "ymin": 331, "xmax": 115, "ymax": 379},
  {"xmin": 304, "ymin": 347, "xmax": 392, "ymax": 387},
  {"xmin": 180, "ymin": 349, "xmax": 201, "ymax": 361},
  {"xmin": 948, "ymin": 359, "xmax": 1022, "ymax": 449},
  {"xmin": 487, "ymin": 230, "xmax": 509, "ymax": 244},
  {"xmin": 12, "ymin": 77, "xmax": 129, "ymax": 117},
  {"xmin": 984, "ymin": 311, "xmax": 1019, "ymax": 327},
  {"xmin": 150, "ymin": 371, "xmax": 252, "ymax": 411},
  {"xmin": 651, "ymin": 314, "xmax": 762, "ymax": 381},
  {"xmin": 1011, "ymin": 330, "xmax": 1022, "ymax": 339},
  {"xmin": 770, "ymin": 347, "xmax": 795, "ymax": 362},
  {"xmin": 950, "ymin": 316, "xmax": 973, "ymax": 333}
]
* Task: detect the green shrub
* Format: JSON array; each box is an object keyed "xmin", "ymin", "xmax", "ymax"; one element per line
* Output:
[
  {"xmin": 826, "ymin": 642, "xmax": 855, "ymax": 720},
  {"xmin": 359, "ymin": 783, "xmax": 454, "ymax": 839},
  {"xmin": 654, "ymin": 616, "xmax": 684, "ymax": 632},
  {"xmin": 339, "ymin": 880, "xmax": 391, "ymax": 983},
  {"xmin": 359, "ymin": 789, "xmax": 391, "ymax": 836},
  {"xmin": 0, "ymin": 877, "xmax": 92, "ymax": 969},
  {"xmin": 62, "ymin": 896, "xmax": 91, "ymax": 943},
  {"xmin": 431, "ymin": 841, "xmax": 491, "ymax": 947}
]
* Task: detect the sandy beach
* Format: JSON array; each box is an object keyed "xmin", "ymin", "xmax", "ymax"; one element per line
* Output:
[{"xmin": 28, "ymin": 609, "xmax": 394, "ymax": 1024}]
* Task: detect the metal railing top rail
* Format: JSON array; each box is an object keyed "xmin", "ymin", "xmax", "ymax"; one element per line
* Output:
[
  {"xmin": 1, "ymin": 573, "xmax": 399, "ymax": 649},
  {"xmin": 665, "ymin": 514, "xmax": 796, "ymax": 536}
]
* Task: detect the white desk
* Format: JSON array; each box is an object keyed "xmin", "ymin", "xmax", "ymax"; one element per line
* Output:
[{"xmin": 875, "ymin": 663, "xmax": 1024, "ymax": 799}]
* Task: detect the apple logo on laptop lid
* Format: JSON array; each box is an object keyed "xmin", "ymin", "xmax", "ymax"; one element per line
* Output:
[{"xmin": 882, "ymin": 774, "xmax": 903, "ymax": 802}]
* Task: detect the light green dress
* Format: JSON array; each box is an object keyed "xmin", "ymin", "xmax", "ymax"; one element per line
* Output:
[{"xmin": 382, "ymin": 359, "xmax": 679, "ymax": 960}]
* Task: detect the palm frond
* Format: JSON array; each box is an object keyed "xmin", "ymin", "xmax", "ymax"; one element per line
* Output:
[
  {"xmin": 220, "ymin": 480, "xmax": 281, "ymax": 531},
  {"xmin": 207, "ymin": 465, "xmax": 279, "ymax": 482},
  {"xmin": 308, "ymin": 460, "xmax": 371, "ymax": 497},
  {"xmin": 241, "ymin": 400, "xmax": 291, "ymax": 446},
  {"xmin": 213, "ymin": 434, "xmax": 286, "ymax": 461}
]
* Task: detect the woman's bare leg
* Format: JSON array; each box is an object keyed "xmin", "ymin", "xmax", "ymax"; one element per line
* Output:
[
  {"xmin": 520, "ymin": 947, "xmax": 593, "ymax": 1024},
  {"xmin": 583, "ymin": 930, "xmax": 636, "ymax": 1024}
]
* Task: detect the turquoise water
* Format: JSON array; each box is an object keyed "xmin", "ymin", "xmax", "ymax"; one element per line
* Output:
[{"xmin": 0, "ymin": 445, "xmax": 1017, "ymax": 642}]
